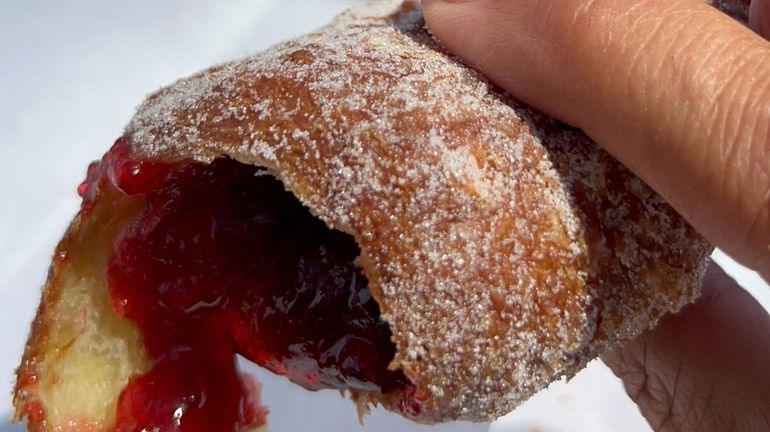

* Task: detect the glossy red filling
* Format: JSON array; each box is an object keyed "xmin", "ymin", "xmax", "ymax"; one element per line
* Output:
[{"xmin": 83, "ymin": 139, "xmax": 414, "ymax": 431}]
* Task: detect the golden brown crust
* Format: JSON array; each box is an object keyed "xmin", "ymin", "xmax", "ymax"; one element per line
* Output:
[{"xmin": 15, "ymin": 0, "xmax": 750, "ymax": 429}]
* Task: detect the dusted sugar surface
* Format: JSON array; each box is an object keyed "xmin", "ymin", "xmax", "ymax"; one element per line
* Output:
[{"xmin": 124, "ymin": 0, "xmax": 712, "ymax": 421}]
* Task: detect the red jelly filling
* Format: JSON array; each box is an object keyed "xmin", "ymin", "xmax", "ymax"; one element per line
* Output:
[{"xmin": 84, "ymin": 139, "xmax": 413, "ymax": 431}]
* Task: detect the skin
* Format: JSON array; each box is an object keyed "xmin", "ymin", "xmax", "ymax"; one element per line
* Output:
[
  {"xmin": 421, "ymin": 1, "xmax": 770, "ymax": 430},
  {"xmin": 602, "ymin": 264, "xmax": 770, "ymax": 431}
]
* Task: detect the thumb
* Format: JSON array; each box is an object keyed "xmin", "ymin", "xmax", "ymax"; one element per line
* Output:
[{"xmin": 423, "ymin": 0, "xmax": 770, "ymax": 278}]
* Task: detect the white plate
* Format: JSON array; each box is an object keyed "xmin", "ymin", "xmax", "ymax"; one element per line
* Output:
[{"xmin": 2, "ymin": 1, "xmax": 768, "ymax": 431}]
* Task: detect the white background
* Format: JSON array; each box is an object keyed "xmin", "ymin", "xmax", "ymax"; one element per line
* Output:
[{"xmin": 1, "ymin": 1, "xmax": 769, "ymax": 431}]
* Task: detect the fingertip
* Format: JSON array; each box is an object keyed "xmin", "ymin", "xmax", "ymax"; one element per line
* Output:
[
  {"xmin": 420, "ymin": 0, "xmax": 452, "ymax": 36},
  {"xmin": 421, "ymin": 0, "xmax": 468, "ymax": 26},
  {"xmin": 421, "ymin": 0, "xmax": 484, "ymax": 49}
]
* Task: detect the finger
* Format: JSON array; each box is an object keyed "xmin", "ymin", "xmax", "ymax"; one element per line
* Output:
[
  {"xmin": 751, "ymin": 0, "xmax": 770, "ymax": 38},
  {"xmin": 601, "ymin": 263, "xmax": 770, "ymax": 431},
  {"xmin": 423, "ymin": 0, "xmax": 770, "ymax": 278}
]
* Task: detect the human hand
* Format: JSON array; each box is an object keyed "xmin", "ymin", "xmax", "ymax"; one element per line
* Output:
[
  {"xmin": 421, "ymin": 1, "xmax": 770, "ymax": 430},
  {"xmin": 602, "ymin": 262, "xmax": 770, "ymax": 431},
  {"xmin": 422, "ymin": 0, "xmax": 770, "ymax": 279}
]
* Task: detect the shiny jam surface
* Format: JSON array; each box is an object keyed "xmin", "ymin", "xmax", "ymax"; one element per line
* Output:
[{"xmin": 91, "ymin": 139, "xmax": 410, "ymax": 431}]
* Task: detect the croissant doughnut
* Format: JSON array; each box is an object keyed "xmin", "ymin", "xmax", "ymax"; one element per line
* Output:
[{"xmin": 15, "ymin": 0, "xmax": 744, "ymax": 430}]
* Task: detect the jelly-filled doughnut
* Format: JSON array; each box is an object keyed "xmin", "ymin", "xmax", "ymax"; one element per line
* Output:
[{"xmin": 15, "ymin": 0, "xmax": 743, "ymax": 430}]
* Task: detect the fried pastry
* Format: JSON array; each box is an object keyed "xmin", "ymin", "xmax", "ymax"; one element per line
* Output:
[{"xmin": 14, "ymin": 0, "xmax": 744, "ymax": 430}]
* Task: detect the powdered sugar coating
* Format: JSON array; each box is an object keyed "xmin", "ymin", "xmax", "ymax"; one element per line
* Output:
[{"xmin": 125, "ymin": 0, "xmax": 712, "ymax": 422}]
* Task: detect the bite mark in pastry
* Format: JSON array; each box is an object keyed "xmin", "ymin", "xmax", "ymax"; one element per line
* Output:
[{"xmin": 14, "ymin": 0, "xmax": 744, "ymax": 430}]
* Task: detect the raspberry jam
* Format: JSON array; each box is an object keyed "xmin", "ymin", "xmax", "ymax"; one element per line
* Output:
[{"xmin": 89, "ymin": 139, "xmax": 411, "ymax": 431}]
